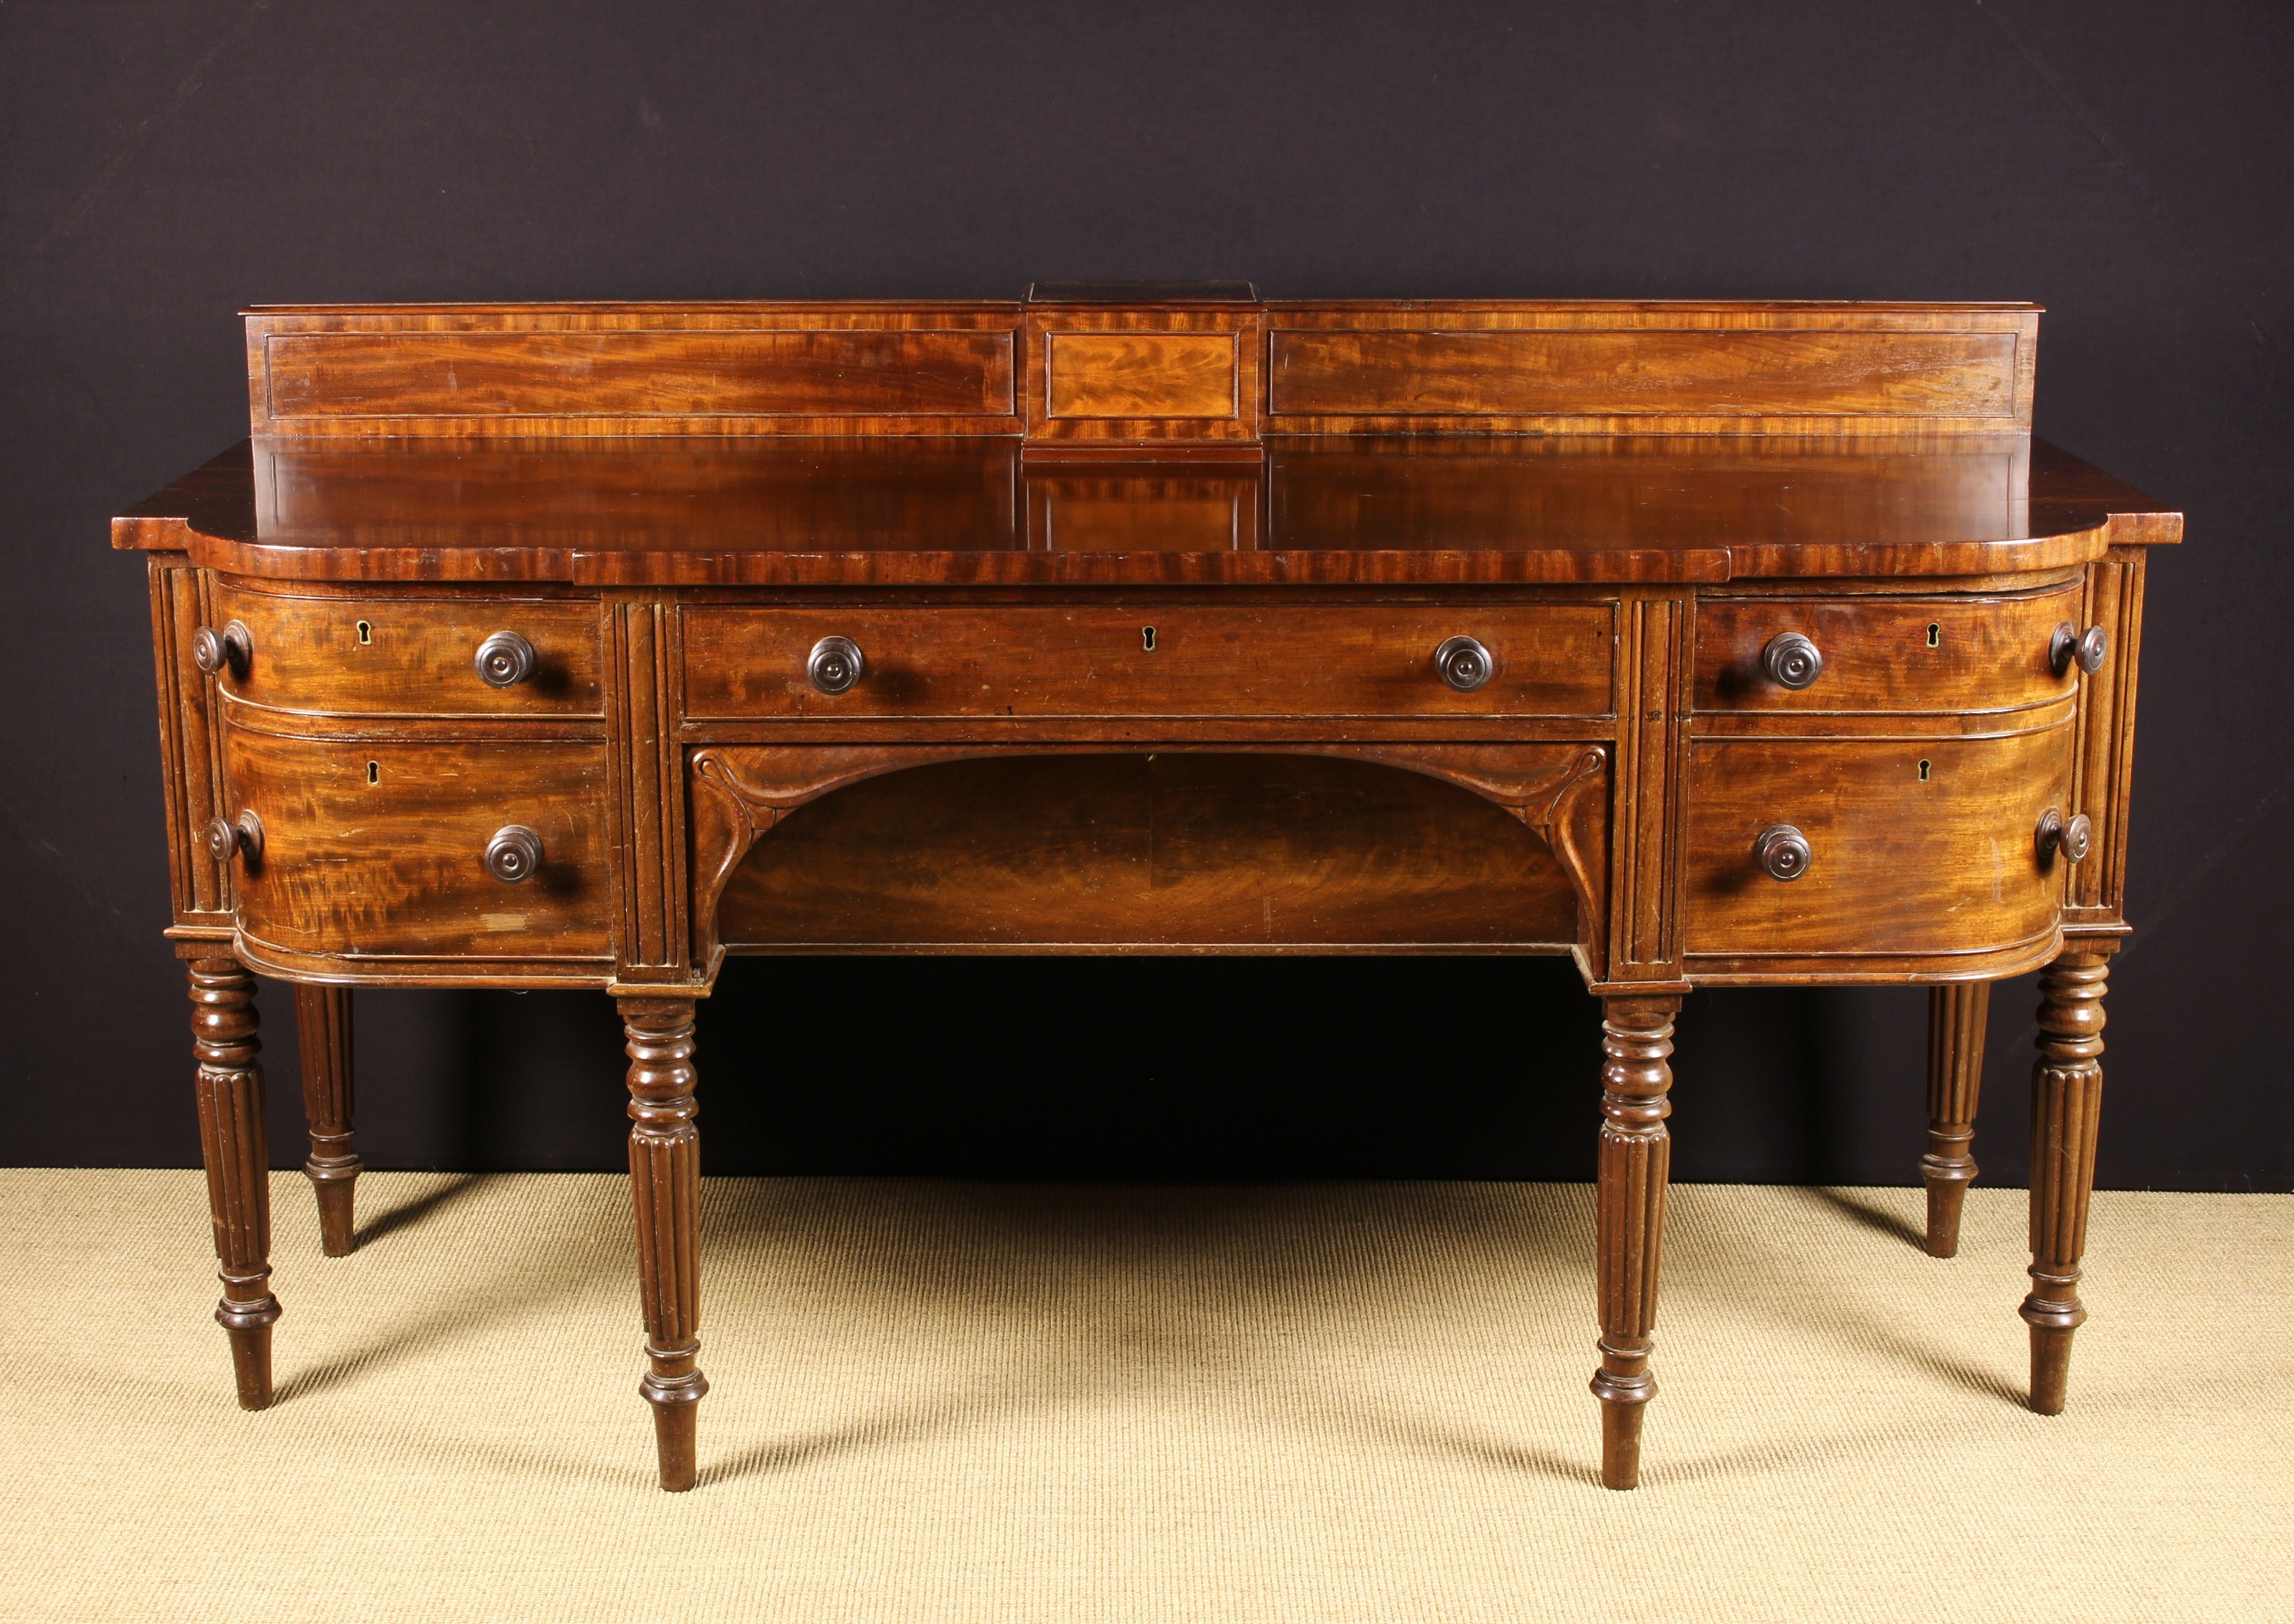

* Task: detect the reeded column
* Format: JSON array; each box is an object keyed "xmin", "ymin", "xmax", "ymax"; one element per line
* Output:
[
  {"xmin": 2023, "ymin": 949, "xmax": 2110, "ymax": 1414},
  {"xmin": 189, "ymin": 957, "xmax": 280, "ymax": 1408},
  {"xmin": 1591, "ymin": 994, "xmax": 1680, "ymax": 1491},
  {"xmin": 1921, "ymin": 981, "xmax": 1990, "ymax": 1258},
  {"xmin": 292, "ymin": 985, "xmax": 360, "ymax": 1256},
  {"xmin": 620, "ymin": 996, "xmax": 706, "ymax": 1491}
]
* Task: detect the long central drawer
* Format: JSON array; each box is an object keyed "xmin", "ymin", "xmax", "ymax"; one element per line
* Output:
[{"xmin": 680, "ymin": 603, "xmax": 1617, "ymax": 720}]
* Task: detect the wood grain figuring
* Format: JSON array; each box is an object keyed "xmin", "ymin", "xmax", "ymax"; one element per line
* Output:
[
  {"xmin": 292, "ymin": 984, "xmax": 359, "ymax": 1256},
  {"xmin": 708, "ymin": 751, "xmax": 1586, "ymax": 952},
  {"xmin": 1693, "ymin": 586, "xmax": 2080, "ymax": 717},
  {"xmin": 2023, "ymin": 947, "xmax": 2111, "ymax": 1414},
  {"xmin": 1921, "ymin": 981, "xmax": 1990, "ymax": 1258},
  {"xmin": 1024, "ymin": 305, "xmax": 1263, "ymax": 451},
  {"xmin": 222, "ymin": 731, "xmax": 612, "ymax": 962},
  {"xmin": 620, "ymin": 997, "xmax": 705, "ymax": 1491},
  {"xmin": 1685, "ymin": 727, "xmax": 2071, "ymax": 958},
  {"xmin": 1270, "ymin": 328, "xmax": 2024, "ymax": 429},
  {"xmin": 188, "ymin": 957, "xmax": 279, "ymax": 1409},
  {"xmin": 213, "ymin": 583, "xmax": 603, "ymax": 719},
  {"xmin": 259, "ymin": 326, "xmax": 1018, "ymax": 434},
  {"xmin": 1046, "ymin": 333, "xmax": 1239, "ymax": 419},
  {"xmin": 679, "ymin": 602, "xmax": 1615, "ymax": 722},
  {"xmin": 1592, "ymin": 995, "xmax": 1679, "ymax": 1490}
]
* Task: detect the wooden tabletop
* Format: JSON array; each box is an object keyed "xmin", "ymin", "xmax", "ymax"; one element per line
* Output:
[{"xmin": 113, "ymin": 434, "xmax": 2179, "ymax": 586}]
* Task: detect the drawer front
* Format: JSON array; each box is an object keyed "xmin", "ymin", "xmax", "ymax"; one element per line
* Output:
[
  {"xmin": 1685, "ymin": 727, "xmax": 2070, "ymax": 956},
  {"xmin": 212, "ymin": 584, "xmax": 602, "ymax": 717},
  {"xmin": 1694, "ymin": 585, "xmax": 2080, "ymax": 715},
  {"xmin": 681, "ymin": 603, "xmax": 1616, "ymax": 720},
  {"xmin": 223, "ymin": 732, "xmax": 611, "ymax": 959}
]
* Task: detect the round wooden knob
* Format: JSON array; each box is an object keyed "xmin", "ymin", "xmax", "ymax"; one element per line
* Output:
[
  {"xmin": 474, "ymin": 631, "xmax": 538, "ymax": 688},
  {"xmin": 1433, "ymin": 635, "xmax": 1495, "ymax": 692},
  {"xmin": 1754, "ymin": 823, "xmax": 1812, "ymax": 881},
  {"xmin": 807, "ymin": 636, "xmax": 865, "ymax": 696},
  {"xmin": 205, "ymin": 810, "xmax": 264, "ymax": 865},
  {"xmin": 192, "ymin": 621, "xmax": 252, "ymax": 679},
  {"xmin": 2051, "ymin": 624, "xmax": 2110, "ymax": 676},
  {"xmin": 2036, "ymin": 808, "xmax": 2093, "ymax": 864},
  {"xmin": 485, "ymin": 825, "xmax": 543, "ymax": 884},
  {"xmin": 1761, "ymin": 631, "xmax": 1824, "ymax": 689}
]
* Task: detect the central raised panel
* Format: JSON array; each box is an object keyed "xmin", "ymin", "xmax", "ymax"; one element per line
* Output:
[
  {"xmin": 1046, "ymin": 332, "xmax": 1240, "ymax": 419},
  {"xmin": 715, "ymin": 753, "xmax": 1580, "ymax": 951}
]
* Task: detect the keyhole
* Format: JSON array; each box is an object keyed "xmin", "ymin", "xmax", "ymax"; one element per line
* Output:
[
  {"xmin": 356, "ymin": 620, "xmax": 373, "ymax": 645},
  {"xmin": 1918, "ymin": 759, "xmax": 1932, "ymax": 783},
  {"xmin": 1142, "ymin": 626, "xmax": 1157, "ymax": 652},
  {"xmin": 1926, "ymin": 623, "xmax": 1941, "ymax": 649},
  {"xmin": 366, "ymin": 760, "xmax": 381, "ymax": 786}
]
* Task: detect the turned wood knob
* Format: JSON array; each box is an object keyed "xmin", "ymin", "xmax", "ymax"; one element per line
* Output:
[
  {"xmin": 205, "ymin": 810, "xmax": 264, "ymax": 865},
  {"xmin": 806, "ymin": 635, "xmax": 865, "ymax": 695},
  {"xmin": 1754, "ymin": 823, "xmax": 1812, "ymax": 881},
  {"xmin": 2050, "ymin": 622, "xmax": 2109, "ymax": 676},
  {"xmin": 1760, "ymin": 631, "xmax": 1824, "ymax": 689},
  {"xmin": 484, "ymin": 825, "xmax": 543, "ymax": 884},
  {"xmin": 192, "ymin": 621, "xmax": 252, "ymax": 679},
  {"xmin": 1433, "ymin": 635, "xmax": 1495, "ymax": 692},
  {"xmin": 2037, "ymin": 808, "xmax": 2093, "ymax": 864},
  {"xmin": 474, "ymin": 631, "xmax": 538, "ymax": 688}
]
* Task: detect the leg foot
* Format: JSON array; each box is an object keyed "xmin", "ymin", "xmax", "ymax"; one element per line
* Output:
[
  {"xmin": 2021, "ymin": 947, "xmax": 2110, "ymax": 1415},
  {"xmin": 1921, "ymin": 981, "xmax": 1990, "ymax": 1258},
  {"xmin": 1591, "ymin": 995, "xmax": 1679, "ymax": 1491},
  {"xmin": 622, "ymin": 996, "xmax": 706, "ymax": 1491},
  {"xmin": 189, "ymin": 957, "xmax": 280, "ymax": 1409},
  {"xmin": 293, "ymin": 985, "xmax": 361, "ymax": 1256}
]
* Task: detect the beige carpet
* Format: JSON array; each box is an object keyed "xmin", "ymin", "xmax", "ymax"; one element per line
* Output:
[{"xmin": 0, "ymin": 1170, "xmax": 2285, "ymax": 1623}]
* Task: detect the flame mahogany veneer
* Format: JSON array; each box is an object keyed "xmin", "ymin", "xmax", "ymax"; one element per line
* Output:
[{"xmin": 116, "ymin": 286, "xmax": 2179, "ymax": 1492}]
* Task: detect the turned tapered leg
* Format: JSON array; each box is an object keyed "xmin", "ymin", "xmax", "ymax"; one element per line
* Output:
[
  {"xmin": 2023, "ymin": 948, "xmax": 2110, "ymax": 1415},
  {"xmin": 1591, "ymin": 995, "xmax": 1680, "ymax": 1491},
  {"xmin": 188, "ymin": 957, "xmax": 280, "ymax": 1409},
  {"xmin": 621, "ymin": 996, "xmax": 707, "ymax": 1491},
  {"xmin": 293, "ymin": 985, "xmax": 360, "ymax": 1256},
  {"xmin": 1921, "ymin": 981, "xmax": 1991, "ymax": 1258}
]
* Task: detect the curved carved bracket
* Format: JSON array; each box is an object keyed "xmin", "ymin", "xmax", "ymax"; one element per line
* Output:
[{"xmin": 688, "ymin": 742, "xmax": 1610, "ymax": 970}]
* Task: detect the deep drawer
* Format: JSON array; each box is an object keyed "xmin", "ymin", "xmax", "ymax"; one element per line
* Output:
[
  {"xmin": 680, "ymin": 603, "xmax": 1617, "ymax": 720},
  {"xmin": 210, "ymin": 583, "xmax": 603, "ymax": 717},
  {"xmin": 222, "ymin": 732, "xmax": 611, "ymax": 959},
  {"xmin": 1694, "ymin": 584, "xmax": 2082, "ymax": 715},
  {"xmin": 1684, "ymin": 726, "xmax": 2071, "ymax": 957}
]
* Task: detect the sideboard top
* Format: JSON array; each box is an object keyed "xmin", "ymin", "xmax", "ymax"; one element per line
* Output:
[{"xmin": 114, "ymin": 434, "xmax": 2179, "ymax": 587}]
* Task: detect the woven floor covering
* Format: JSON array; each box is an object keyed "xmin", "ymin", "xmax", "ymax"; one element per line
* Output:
[{"xmin": 1, "ymin": 1171, "xmax": 2286, "ymax": 1623}]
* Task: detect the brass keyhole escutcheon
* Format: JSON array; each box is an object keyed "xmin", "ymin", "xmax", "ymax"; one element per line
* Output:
[
  {"xmin": 1926, "ymin": 623, "xmax": 1941, "ymax": 649},
  {"xmin": 356, "ymin": 620, "xmax": 372, "ymax": 645},
  {"xmin": 1141, "ymin": 626, "xmax": 1156, "ymax": 651},
  {"xmin": 366, "ymin": 760, "xmax": 381, "ymax": 787},
  {"xmin": 1918, "ymin": 759, "xmax": 1931, "ymax": 782}
]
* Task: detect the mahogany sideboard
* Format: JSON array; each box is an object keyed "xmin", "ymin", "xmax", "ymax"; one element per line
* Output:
[{"xmin": 114, "ymin": 285, "xmax": 2179, "ymax": 1491}]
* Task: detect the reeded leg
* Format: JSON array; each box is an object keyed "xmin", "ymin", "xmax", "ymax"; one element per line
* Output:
[
  {"xmin": 1591, "ymin": 995, "xmax": 1679, "ymax": 1491},
  {"xmin": 293, "ymin": 985, "xmax": 360, "ymax": 1256},
  {"xmin": 2022, "ymin": 947, "xmax": 2110, "ymax": 1414},
  {"xmin": 1921, "ymin": 981, "xmax": 1990, "ymax": 1258},
  {"xmin": 621, "ymin": 996, "xmax": 706, "ymax": 1491},
  {"xmin": 188, "ymin": 957, "xmax": 280, "ymax": 1409}
]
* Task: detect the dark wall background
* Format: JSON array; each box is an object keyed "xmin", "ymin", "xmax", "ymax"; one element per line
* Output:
[{"xmin": 2, "ymin": 1, "xmax": 2287, "ymax": 1190}]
